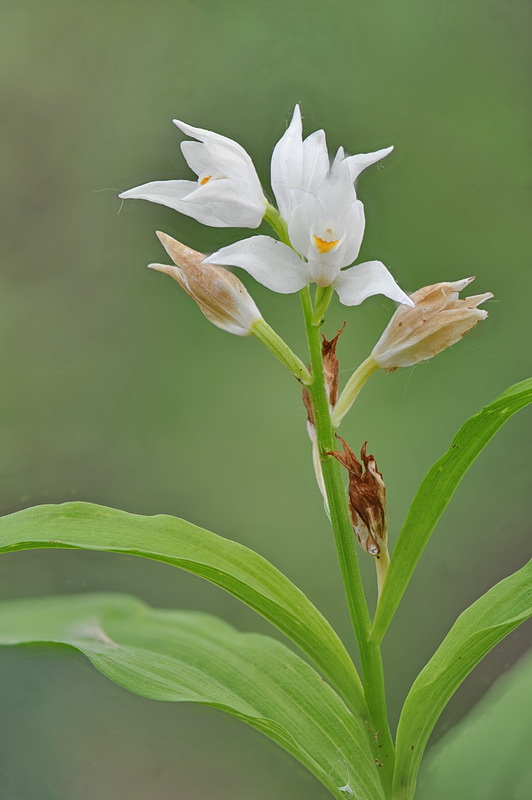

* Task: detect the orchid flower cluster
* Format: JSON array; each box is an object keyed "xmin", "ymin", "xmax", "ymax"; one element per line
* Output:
[
  {"xmin": 120, "ymin": 105, "xmax": 413, "ymax": 308},
  {"xmin": 120, "ymin": 105, "xmax": 492, "ymax": 584}
]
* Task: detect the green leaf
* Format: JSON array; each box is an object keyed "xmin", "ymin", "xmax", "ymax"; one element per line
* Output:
[
  {"xmin": 0, "ymin": 501, "xmax": 364, "ymax": 716},
  {"xmin": 392, "ymin": 560, "xmax": 532, "ymax": 800},
  {"xmin": 417, "ymin": 649, "xmax": 532, "ymax": 800},
  {"xmin": 373, "ymin": 378, "xmax": 532, "ymax": 643},
  {"xmin": 0, "ymin": 593, "xmax": 385, "ymax": 800}
]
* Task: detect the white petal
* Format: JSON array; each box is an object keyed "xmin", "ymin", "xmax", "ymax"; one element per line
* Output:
[
  {"xmin": 333, "ymin": 199, "xmax": 366, "ymax": 267},
  {"xmin": 271, "ymin": 105, "xmax": 303, "ymax": 219},
  {"xmin": 173, "ymin": 118, "xmax": 255, "ymax": 170},
  {"xmin": 204, "ymin": 235, "xmax": 311, "ymax": 294},
  {"xmin": 180, "ymin": 141, "xmax": 211, "ymax": 176},
  {"xmin": 301, "ymin": 129, "xmax": 329, "ymax": 196},
  {"xmin": 308, "ymin": 256, "xmax": 342, "ymax": 287},
  {"xmin": 183, "ymin": 178, "xmax": 266, "ymax": 227},
  {"xmin": 287, "ymin": 188, "xmax": 320, "ymax": 258},
  {"xmin": 119, "ymin": 180, "xmax": 228, "ymax": 227},
  {"xmin": 174, "ymin": 118, "xmax": 264, "ymax": 196},
  {"xmin": 343, "ymin": 146, "xmax": 394, "ymax": 183},
  {"xmin": 119, "ymin": 179, "xmax": 194, "ymax": 206},
  {"xmin": 333, "ymin": 261, "xmax": 414, "ymax": 307}
]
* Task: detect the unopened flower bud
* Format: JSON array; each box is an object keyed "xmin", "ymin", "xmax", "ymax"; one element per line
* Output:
[
  {"xmin": 329, "ymin": 437, "xmax": 387, "ymax": 557},
  {"xmin": 149, "ymin": 231, "xmax": 262, "ymax": 336},
  {"xmin": 371, "ymin": 277, "xmax": 493, "ymax": 371},
  {"xmin": 150, "ymin": 232, "xmax": 312, "ymax": 383}
]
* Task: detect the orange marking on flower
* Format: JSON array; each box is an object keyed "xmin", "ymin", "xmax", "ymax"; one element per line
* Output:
[
  {"xmin": 313, "ymin": 234, "xmax": 340, "ymax": 254},
  {"xmin": 199, "ymin": 175, "xmax": 212, "ymax": 185}
]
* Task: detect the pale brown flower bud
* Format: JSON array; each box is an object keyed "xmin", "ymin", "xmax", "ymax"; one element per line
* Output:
[
  {"xmin": 371, "ymin": 277, "xmax": 493, "ymax": 370},
  {"xmin": 149, "ymin": 231, "xmax": 262, "ymax": 336},
  {"xmin": 329, "ymin": 438, "xmax": 386, "ymax": 557}
]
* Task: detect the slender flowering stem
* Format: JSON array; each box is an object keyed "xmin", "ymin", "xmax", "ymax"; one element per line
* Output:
[
  {"xmin": 300, "ymin": 286, "xmax": 395, "ymax": 796},
  {"xmin": 332, "ymin": 355, "xmax": 379, "ymax": 428}
]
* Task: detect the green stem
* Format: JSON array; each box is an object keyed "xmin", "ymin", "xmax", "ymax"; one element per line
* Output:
[{"xmin": 300, "ymin": 286, "xmax": 395, "ymax": 796}]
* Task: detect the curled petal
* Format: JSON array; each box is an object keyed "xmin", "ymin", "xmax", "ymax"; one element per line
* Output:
[
  {"xmin": 342, "ymin": 146, "xmax": 394, "ymax": 183},
  {"xmin": 204, "ymin": 235, "xmax": 311, "ymax": 294},
  {"xmin": 173, "ymin": 118, "xmax": 256, "ymax": 175},
  {"xmin": 333, "ymin": 261, "xmax": 414, "ymax": 307}
]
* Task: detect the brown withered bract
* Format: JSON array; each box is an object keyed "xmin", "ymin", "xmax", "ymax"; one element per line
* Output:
[
  {"xmin": 301, "ymin": 384, "xmax": 314, "ymax": 426},
  {"xmin": 328, "ymin": 437, "xmax": 386, "ymax": 557},
  {"xmin": 321, "ymin": 323, "xmax": 345, "ymax": 408}
]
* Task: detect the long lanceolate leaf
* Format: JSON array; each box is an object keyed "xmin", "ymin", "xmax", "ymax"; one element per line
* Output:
[
  {"xmin": 0, "ymin": 502, "xmax": 364, "ymax": 716},
  {"xmin": 392, "ymin": 560, "xmax": 532, "ymax": 800},
  {"xmin": 0, "ymin": 593, "xmax": 385, "ymax": 800},
  {"xmin": 373, "ymin": 378, "xmax": 532, "ymax": 643}
]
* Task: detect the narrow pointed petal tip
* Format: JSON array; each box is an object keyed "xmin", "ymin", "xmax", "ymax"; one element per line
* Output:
[{"xmin": 147, "ymin": 262, "xmax": 180, "ymax": 277}]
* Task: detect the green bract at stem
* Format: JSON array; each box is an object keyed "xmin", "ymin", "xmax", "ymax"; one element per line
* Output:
[
  {"xmin": 332, "ymin": 356, "xmax": 379, "ymax": 428},
  {"xmin": 251, "ymin": 318, "xmax": 312, "ymax": 385},
  {"xmin": 299, "ymin": 286, "xmax": 395, "ymax": 796},
  {"xmin": 264, "ymin": 202, "xmax": 290, "ymax": 244},
  {"xmin": 312, "ymin": 286, "xmax": 334, "ymax": 327}
]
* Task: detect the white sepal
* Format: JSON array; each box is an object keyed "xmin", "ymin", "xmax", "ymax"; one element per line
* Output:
[
  {"xmin": 333, "ymin": 261, "xmax": 414, "ymax": 307},
  {"xmin": 204, "ymin": 236, "xmax": 311, "ymax": 294}
]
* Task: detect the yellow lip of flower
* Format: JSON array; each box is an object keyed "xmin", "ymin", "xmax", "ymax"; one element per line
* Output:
[
  {"xmin": 312, "ymin": 234, "xmax": 340, "ymax": 254},
  {"xmin": 199, "ymin": 175, "xmax": 212, "ymax": 186}
]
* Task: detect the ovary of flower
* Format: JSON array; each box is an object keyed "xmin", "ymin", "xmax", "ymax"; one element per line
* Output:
[
  {"xmin": 149, "ymin": 231, "xmax": 263, "ymax": 336},
  {"xmin": 119, "ymin": 119, "xmax": 267, "ymax": 228},
  {"xmin": 371, "ymin": 277, "xmax": 493, "ymax": 369}
]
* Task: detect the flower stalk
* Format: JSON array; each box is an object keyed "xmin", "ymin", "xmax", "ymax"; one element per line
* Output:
[
  {"xmin": 250, "ymin": 318, "xmax": 312, "ymax": 384},
  {"xmin": 299, "ymin": 286, "xmax": 395, "ymax": 796},
  {"xmin": 332, "ymin": 355, "xmax": 378, "ymax": 428}
]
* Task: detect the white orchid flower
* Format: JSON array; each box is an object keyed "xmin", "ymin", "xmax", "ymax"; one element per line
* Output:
[
  {"xmin": 119, "ymin": 119, "xmax": 268, "ymax": 228},
  {"xmin": 205, "ymin": 108, "xmax": 412, "ymax": 307},
  {"xmin": 270, "ymin": 104, "xmax": 393, "ymax": 219}
]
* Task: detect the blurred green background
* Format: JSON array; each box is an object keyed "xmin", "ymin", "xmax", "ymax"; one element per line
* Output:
[{"xmin": 1, "ymin": 0, "xmax": 530, "ymax": 797}]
